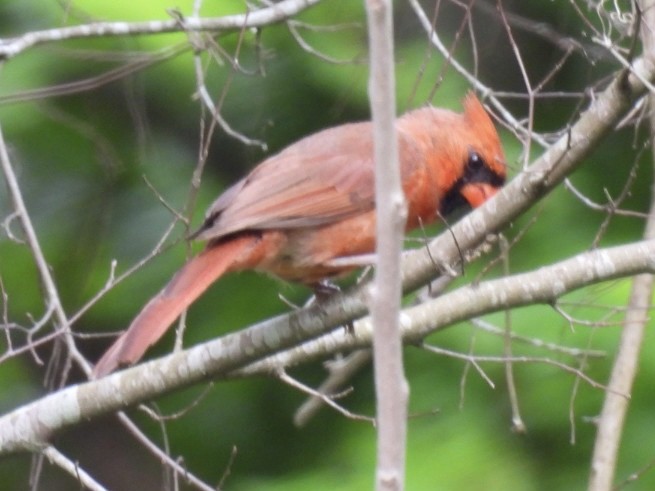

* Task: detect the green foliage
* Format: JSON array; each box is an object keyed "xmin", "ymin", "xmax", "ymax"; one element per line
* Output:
[{"xmin": 0, "ymin": 1, "xmax": 653, "ymax": 490}]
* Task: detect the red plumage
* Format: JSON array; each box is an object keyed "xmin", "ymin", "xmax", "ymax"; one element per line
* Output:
[{"xmin": 93, "ymin": 93, "xmax": 506, "ymax": 377}]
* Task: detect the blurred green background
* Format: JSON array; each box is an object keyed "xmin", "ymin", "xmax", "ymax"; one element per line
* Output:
[{"xmin": 0, "ymin": 0, "xmax": 654, "ymax": 489}]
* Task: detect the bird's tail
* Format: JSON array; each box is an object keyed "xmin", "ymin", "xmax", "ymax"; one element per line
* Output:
[{"xmin": 92, "ymin": 234, "xmax": 262, "ymax": 377}]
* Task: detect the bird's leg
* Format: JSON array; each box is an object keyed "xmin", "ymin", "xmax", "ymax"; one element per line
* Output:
[
  {"xmin": 312, "ymin": 278, "xmax": 341, "ymax": 300},
  {"xmin": 311, "ymin": 280, "xmax": 355, "ymax": 335}
]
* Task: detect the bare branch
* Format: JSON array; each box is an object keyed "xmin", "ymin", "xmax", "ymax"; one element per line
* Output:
[
  {"xmin": 41, "ymin": 446, "xmax": 107, "ymax": 491},
  {"xmin": 278, "ymin": 369, "xmax": 373, "ymax": 423},
  {"xmin": 471, "ymin": 319, "xmax": 607, "ymax": 358},
  {"xmin": 116, "ymin": 413, "xmax": 216, "ymax": 491},
  {"xmin": 0, "ymin": 45, "xmax": 186, "ymax": 105},
  {"xmin": 1, "ymin": 44, "xmax": 654, "ymax": 451},
  {"xmin": 1, "ymin": 238, "xmax": 653, "ymax": 455},
  {"xmin": 499, "ymin": 236, "xmax": 526, "ymax": 433},
  {"xmin": 365, "ymin": 0, "xmax": 408, "ymax": 489},
  {"xmin": 588, "ymin": 3, "xmax": 655, "ymax": 489},
  {"xmin": 294, "ymin": 350, "xmax": 372, "ymax": 427},
  {"xmin": 421, "ymin": 343, "xmax": 609, "ymax": 393},
  {"xmin": 407, "ymin": 0, "xmax": 550, "ymax": 147},
  {"xmin": 0, "ymin": 0, "xmax": 323, "ymax": 60},
  {"xmin": 400, "ymin": 54, "xmax": 655, "ymax": 293},
  {"xmin": 2, "ymin": 3, "xmax": 655, "ymax": 485},
  {"xmin": 0, "ymin": 122, "xmax": 91, "ymax": 377}
]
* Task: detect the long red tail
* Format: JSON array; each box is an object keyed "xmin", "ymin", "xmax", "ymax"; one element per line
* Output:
[{"xmin": 92, "ymin": 234, "xmax": 261, "ymax": 377}]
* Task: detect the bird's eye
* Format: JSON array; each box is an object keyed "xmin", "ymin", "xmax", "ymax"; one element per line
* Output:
[{"xmin": 468, "ymin": 150, "xmax": 484, "ymax": 171}]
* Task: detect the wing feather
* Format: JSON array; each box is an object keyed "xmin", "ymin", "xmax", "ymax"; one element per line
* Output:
[{"xmin": 195, "ymin": 122, "xmax": 376, "ymax": 241}]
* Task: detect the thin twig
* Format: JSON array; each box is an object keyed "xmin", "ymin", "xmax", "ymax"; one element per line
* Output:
[
  {"xmin": 294, "ymin": 350, "xmax": 372, "ymax": 427},
  {"xmin": 421, "ymin": 343, "xmax": 613, "ymax": 393},
  {"xmin": 0, "ymin": 121, "xmax": 91, "ymax": 377},
  {"xmin": 69, "ymin": 220, "xmax": 179, "ymax": 325},
  {"xmin": 499, "ymin": 236, "xmax": 526, "ymax": 433},
  {"xmin": 42, "ymin": 446, "xmax": 107, "ymax": 491},
  {"xmin": 498, "ymin": 0, "xmax": 535, "ymax": 170},
  {"xmin": 117, "ymin": 413, "xmax": 216, "ymax": 491},
  {"xmin": 0, "ymin": 44, "xmax": 188, "ymax": 105},
  {"xmin": 564, "ymin": 178, "xmax": 649, "ymax": 219},
  {"xmin": 407, "ymin": 0, "xmax": 550, "ymax": 148},
  {"xmin": 278, "ymin": 369, "xmax": 373, "ymax": 423}
]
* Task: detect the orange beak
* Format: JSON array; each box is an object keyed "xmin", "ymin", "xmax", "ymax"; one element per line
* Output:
[{"xmin": 460, "ymin": 183, "xmax": 499, "ymax": 208}]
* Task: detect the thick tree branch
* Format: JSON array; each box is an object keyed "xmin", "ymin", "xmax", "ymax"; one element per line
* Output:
[
  {"xmin": 230, "ymin": 239, "xmax": 655, "ymax": 377},
  {"xmin": 0, "ymin": 239, "xmax": 653, "ymax": 455}
]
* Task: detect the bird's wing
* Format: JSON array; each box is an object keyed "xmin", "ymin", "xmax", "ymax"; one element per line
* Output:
[{"xmin": 195, "ymin": 122, "xmax": 378, "ymax": 241}]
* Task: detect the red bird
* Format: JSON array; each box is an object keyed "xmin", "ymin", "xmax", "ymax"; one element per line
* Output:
[{"xmin": 93, "ymin": 93, "xmax": 506, "ymax": 377}]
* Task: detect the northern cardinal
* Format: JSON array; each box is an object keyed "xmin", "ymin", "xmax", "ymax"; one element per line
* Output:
[{"xmin": 92, "ymin": 93, "xmax": 506, "ymax": 377}]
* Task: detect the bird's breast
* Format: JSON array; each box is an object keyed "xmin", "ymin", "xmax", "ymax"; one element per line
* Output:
[{"xmin": 252, "ymin": 211, "xmax": 377, "ymax": 285}]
